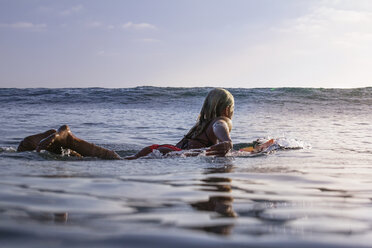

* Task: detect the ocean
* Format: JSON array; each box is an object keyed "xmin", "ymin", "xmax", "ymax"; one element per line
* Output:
[{"xmin": 0, "ymin": 87, "xmax": 371, "ymax": 248}]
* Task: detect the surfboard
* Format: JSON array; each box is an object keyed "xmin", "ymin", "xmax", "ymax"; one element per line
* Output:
[{"xmin": 239, "ymin": 139, "xmax": 275, "ymax": 153}]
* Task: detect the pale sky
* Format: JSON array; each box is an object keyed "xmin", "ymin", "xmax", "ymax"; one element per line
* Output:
[{"xmin": 0, "ymin": 0, "xmax": 371, "ymax": 88}]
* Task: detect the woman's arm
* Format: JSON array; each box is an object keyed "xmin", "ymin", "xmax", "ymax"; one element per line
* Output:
[{"xmin": 206, "ymin": 119, "xmax": 233, "ymax": 157}]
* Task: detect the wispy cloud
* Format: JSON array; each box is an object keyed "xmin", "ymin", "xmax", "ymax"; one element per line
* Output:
[
  {"xmin": 86, "ymin": 21, "xmax": 157, "ymax": 31},
  {"xmin": 122, "ymin": 22, "xmax": 156, "ymax": 30},
  {"xmin": 0, "ymin": 22, "xmax": 47, "ymax": 31},
  {"xmin": 86, "ymin": 21, "xmax": 115, "ymax": 30},
  {"xmin": 276, "ymin": 6, "xmax": 372, "ymax": 49},
  {"xmin": 60, "ymin": 5, "xmax": 83, "ymax": 16},
  {"xmin": 191, "ymin": 1, "xmax": 372, "ymax": 87}
]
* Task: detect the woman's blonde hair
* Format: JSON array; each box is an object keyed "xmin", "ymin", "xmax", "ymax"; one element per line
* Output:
[{"xmin": 185, "ymin": 88, "xmax": 234, "ymax": 139}]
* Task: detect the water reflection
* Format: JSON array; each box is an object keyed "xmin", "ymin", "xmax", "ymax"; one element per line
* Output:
[
  {"xmin": 53, "ymin": 212, "xmax": 68, "ymax": 223},
  {"xmin": 190, "ymin": 163, "xmax": 236, "ymax": 235},
  {"xmin": 8, "ymin": 210, "xmax": 69, "ymax": 224},
  {"xmin": 191, "ymin": 195, "xmax": 236, "ymax": 217}
]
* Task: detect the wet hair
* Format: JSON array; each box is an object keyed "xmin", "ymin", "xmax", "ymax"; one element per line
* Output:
[{"xmin": 185, "ymin": 88, "xmax": 234, "ymax": 139}]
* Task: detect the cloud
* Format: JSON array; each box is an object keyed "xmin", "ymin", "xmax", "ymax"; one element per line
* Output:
[
  {"xmin": 87, "ymin": 21, "xmax": 157, "ymax": 31},
  {"xmin": 60, "ymin": 4, "xmax": 83, "ymax": 16},
  {"xmin": 160, "ymin": 2, "xmax": 372, "ymax": 88},
  {"xmin": 0, "ymin": 22, "xmax": 47, "ymax": 31},
  {"xmin": 86, "ymin": 21, "xmax": 115, "ymax": 30},
  {"xmin": 276, "ymin": 5, "xmax": 372, "ymax": 50},
  {"xmin": 122, "ymin": 22, "xmax": 156, "ymax": 30},
  {"xmin": 246, "ymin": 5, "xmax": 372, "ymax": 86},
  {"xmin": 260, "ymin": 4, "xmax": 372, "ymax": 85}
]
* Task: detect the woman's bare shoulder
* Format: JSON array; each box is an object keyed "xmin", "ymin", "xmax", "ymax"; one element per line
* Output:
[{"xmin": 210, "ymin": 116, "xmax": 232, "ymax": 132}]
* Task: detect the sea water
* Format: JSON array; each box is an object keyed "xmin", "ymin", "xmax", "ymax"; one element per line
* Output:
[{"xmin": 0, "ymin": 87, "xmax": 372, "ymax": 248}]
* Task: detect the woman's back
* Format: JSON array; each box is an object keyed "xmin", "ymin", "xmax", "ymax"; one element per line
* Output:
[{"xmin": 176, "ymin": 116, "xmax": 232, "ymax": 149}]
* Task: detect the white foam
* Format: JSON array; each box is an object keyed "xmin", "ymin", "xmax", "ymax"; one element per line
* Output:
[
  {"xmin": 275, "ymin": 137, "xmax": 311, "ymax": 149},
  {"xmin": 0, "ymin": 147, "xmax": 17, "ymax": 153}
]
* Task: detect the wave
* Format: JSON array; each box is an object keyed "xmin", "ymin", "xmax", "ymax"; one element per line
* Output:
[{"xmin": 1, "ymin": 87, "xmax": 371, "ymax": 106}]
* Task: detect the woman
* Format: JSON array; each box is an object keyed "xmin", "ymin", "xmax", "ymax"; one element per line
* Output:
[{"xmin": 17, "ymin": 88, "xmax": 234, "ymax": 159}]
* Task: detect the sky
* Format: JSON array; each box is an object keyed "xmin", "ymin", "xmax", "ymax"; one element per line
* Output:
[{"xmin": 0, "ymin": 0, "xmax": 371, "ymax": 88}]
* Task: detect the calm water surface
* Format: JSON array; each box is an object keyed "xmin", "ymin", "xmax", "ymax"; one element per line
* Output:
[{"xmin": 0, "ymin": 87, "xmax": 372, "ymax": 248}]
